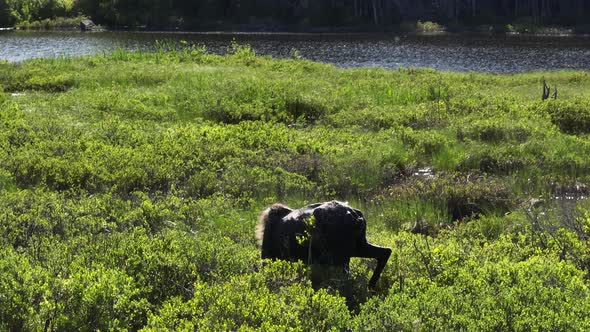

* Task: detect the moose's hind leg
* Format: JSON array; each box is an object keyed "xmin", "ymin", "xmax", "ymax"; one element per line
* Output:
[{"xmin": 355, "ymin": 242, "xmax": 392, "ymax": 288}]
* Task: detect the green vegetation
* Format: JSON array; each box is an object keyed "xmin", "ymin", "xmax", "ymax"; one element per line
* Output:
[
  {"xmin": 1, "ymin": 45, "xmax": 590, "ymax": 330},
  {"xmin": 0, "ymin": 0, "xmax": 75, "ymax": 27},
  {"xmin": 415, "ymin": 20, "xmax": 445, "ymax": 32},
  {"xmin": 15, "ymin": 15, "xmax": 89, "ymax": 30},
  {"xmin": 2, "ymin": 0, "xmax": 590, "ymax": 31}
]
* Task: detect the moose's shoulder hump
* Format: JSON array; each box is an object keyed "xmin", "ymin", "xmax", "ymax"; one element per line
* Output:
[
  {"xmin": 283, "ymin": 202, "xmax": 323, "ymax": 222},
  {"xmin": 312, "ymin": 201, "xmax": 366, "ymax": 229},
  {"xmin": 317, "ymin": 201, "xmax": 350, "ymax": 213}
]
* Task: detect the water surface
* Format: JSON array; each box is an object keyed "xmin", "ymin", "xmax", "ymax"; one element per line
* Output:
[{"xmin": 1, "ymin": 30, "xmax": 590, "ymax": 72}]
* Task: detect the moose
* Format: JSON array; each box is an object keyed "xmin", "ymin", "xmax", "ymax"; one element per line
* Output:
[{"xmin": 256, "ymin": 201, "xmax": 391, "ymax": 288}]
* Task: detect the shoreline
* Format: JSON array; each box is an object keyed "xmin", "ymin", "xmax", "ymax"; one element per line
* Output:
[
  {"xmin": 3, "ymin": 29, "xmax": 590, "ymax": 71},
  {"xmin": 5, "ymin": 27, "xmax": 590, "ymax": 39},
  {"xmin": 5, "ymin": 17, "xmax": 590, "ymax": 38}
]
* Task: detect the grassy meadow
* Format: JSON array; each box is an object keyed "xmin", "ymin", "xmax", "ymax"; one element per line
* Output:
[{"xmin": 1, "ymin": 43, "xmax": 590, "ymax": 330}]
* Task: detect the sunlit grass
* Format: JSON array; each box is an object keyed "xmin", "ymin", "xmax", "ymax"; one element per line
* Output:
[{"xmin": 1, "ymin": 47, "xmax": 590, "ymax": 330}]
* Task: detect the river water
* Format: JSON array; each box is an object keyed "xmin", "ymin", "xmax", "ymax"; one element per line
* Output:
[{"xmin": 1, "ymin": 30, "xmax": 590, "ymax": 72}]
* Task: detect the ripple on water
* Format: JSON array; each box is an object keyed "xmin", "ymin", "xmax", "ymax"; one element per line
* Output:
[{"xmin": 1, "ymin": 31, "xmax": 590, "ymax": 72}]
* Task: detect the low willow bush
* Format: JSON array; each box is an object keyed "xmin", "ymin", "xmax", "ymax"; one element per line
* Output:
[
  {"xmin": 1, "ymin": 67, "xmax": 76, "ymax": 92},
  {"xmin": 146, "ymin": 261, "xmax": 350, "ymax": 331},
  {"xmin": 456, "ymin": 118, "xmax": 532, "ymax": 143},
  {"xmin": 1, "ymin": 49, "xmax": 590, "ymax": 330},
  {"xmin": 416, "ymin": 20, "xmax": 445, "ymax": 32},
  {"xmin": 542, "ymin": 98, "xmax": 590, "ymax": 135},
  {"xmin": 16, "ymin": 16, "xmax": 89, "ymax": 30},
  {"xmin": 354, "ymin": 255, "xmax": 590, "ymax": 331},
  {"xmin": 383, "ymin": 174, "xmax": 514, "ymax": 223}
]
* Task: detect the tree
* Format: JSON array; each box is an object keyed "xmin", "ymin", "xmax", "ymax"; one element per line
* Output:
[
  {"xmin": 7, "ymin": 0, "xmax": 590, "ymax": 29},
  {"xmin": 0, "ymin": 0, "xmax": 16, "ymax": 26}
]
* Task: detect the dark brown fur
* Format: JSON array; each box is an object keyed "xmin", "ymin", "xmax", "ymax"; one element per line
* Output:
[{"xmin": 256, "ymin": 201, "xmax": 391, "ymax": 288}]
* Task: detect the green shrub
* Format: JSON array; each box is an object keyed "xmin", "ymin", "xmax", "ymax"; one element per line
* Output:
[
  {"xmin": 4, "ymin": 73, "xmax": 75, "ymax": 93},
  {"xmin": 353, "ymin": 255, "xmax": 590, "ymax": 331},
  {"xmin": 0, "ymin": 249, "xmax": 48, "ymax": 331},
  {"xmin": 542, "ymin": 99, "xmax": 590, "ymax": 135},
  {"xmin": 397, "ymin": 102, "xmax": 450, "ymax": 129},
  {"xmin": 457, "ymin": 119, "xmax": 531, "ymax": 143},
  {"xmin": 457, "ymin": 147, "xmax": 527, "ymax": 175},
  {"xmin": 285, "ymin": 94, "xmax": 329, "ymax": 123},
  {"xmin": 41, "ymin": 264, "xmax": 149, "ymax": 331},
  {"xmin": 16, "ymin": 15, "xmax": 88, "ymax": 30},
  {"xmin": 400, "ymin": 128, "xmax": 452, "ymax": 157},
  {"xmin": 384, "ymin": 174, "xmax": 514, "ymax": 222},
  {"xmin": 416, "ymin": 20, "xmax": 445, "ymax": 32},
  {"xmin": 146, "ymin": 262, "xmax": 350, "ymax": 331}
]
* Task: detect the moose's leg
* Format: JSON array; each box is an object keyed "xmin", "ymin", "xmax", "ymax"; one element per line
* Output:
[
  {"xmin": 354, "ymin": 242, "xmax": 392, "ymax": 288},
  {"xmin": 344, "ymin": 258, "xmax": 351, "ymax": 274}
]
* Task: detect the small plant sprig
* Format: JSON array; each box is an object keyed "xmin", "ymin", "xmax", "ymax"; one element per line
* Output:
[{"xmin": 296, "ymin": 215, "xmax": 316, "ymax": 245}]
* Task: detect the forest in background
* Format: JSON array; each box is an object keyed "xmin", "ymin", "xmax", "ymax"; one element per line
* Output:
[{"xmin": 1, "ymin": 0, "xmax": 590, "ymax": 30}]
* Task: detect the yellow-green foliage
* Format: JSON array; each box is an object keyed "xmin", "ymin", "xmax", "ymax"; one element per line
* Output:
[
  {"xmin": 416, "ymin": 20, "xmax": 445, "ymax": 32},
  {"xmin": 1, "ymin": 48, "xmax": 590, "ymax": 330}
]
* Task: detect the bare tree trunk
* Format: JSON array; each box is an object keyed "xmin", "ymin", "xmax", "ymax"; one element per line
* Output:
[{"xmin": 372, "ymin": 0, "xmax": 379, "ymax": 24}]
